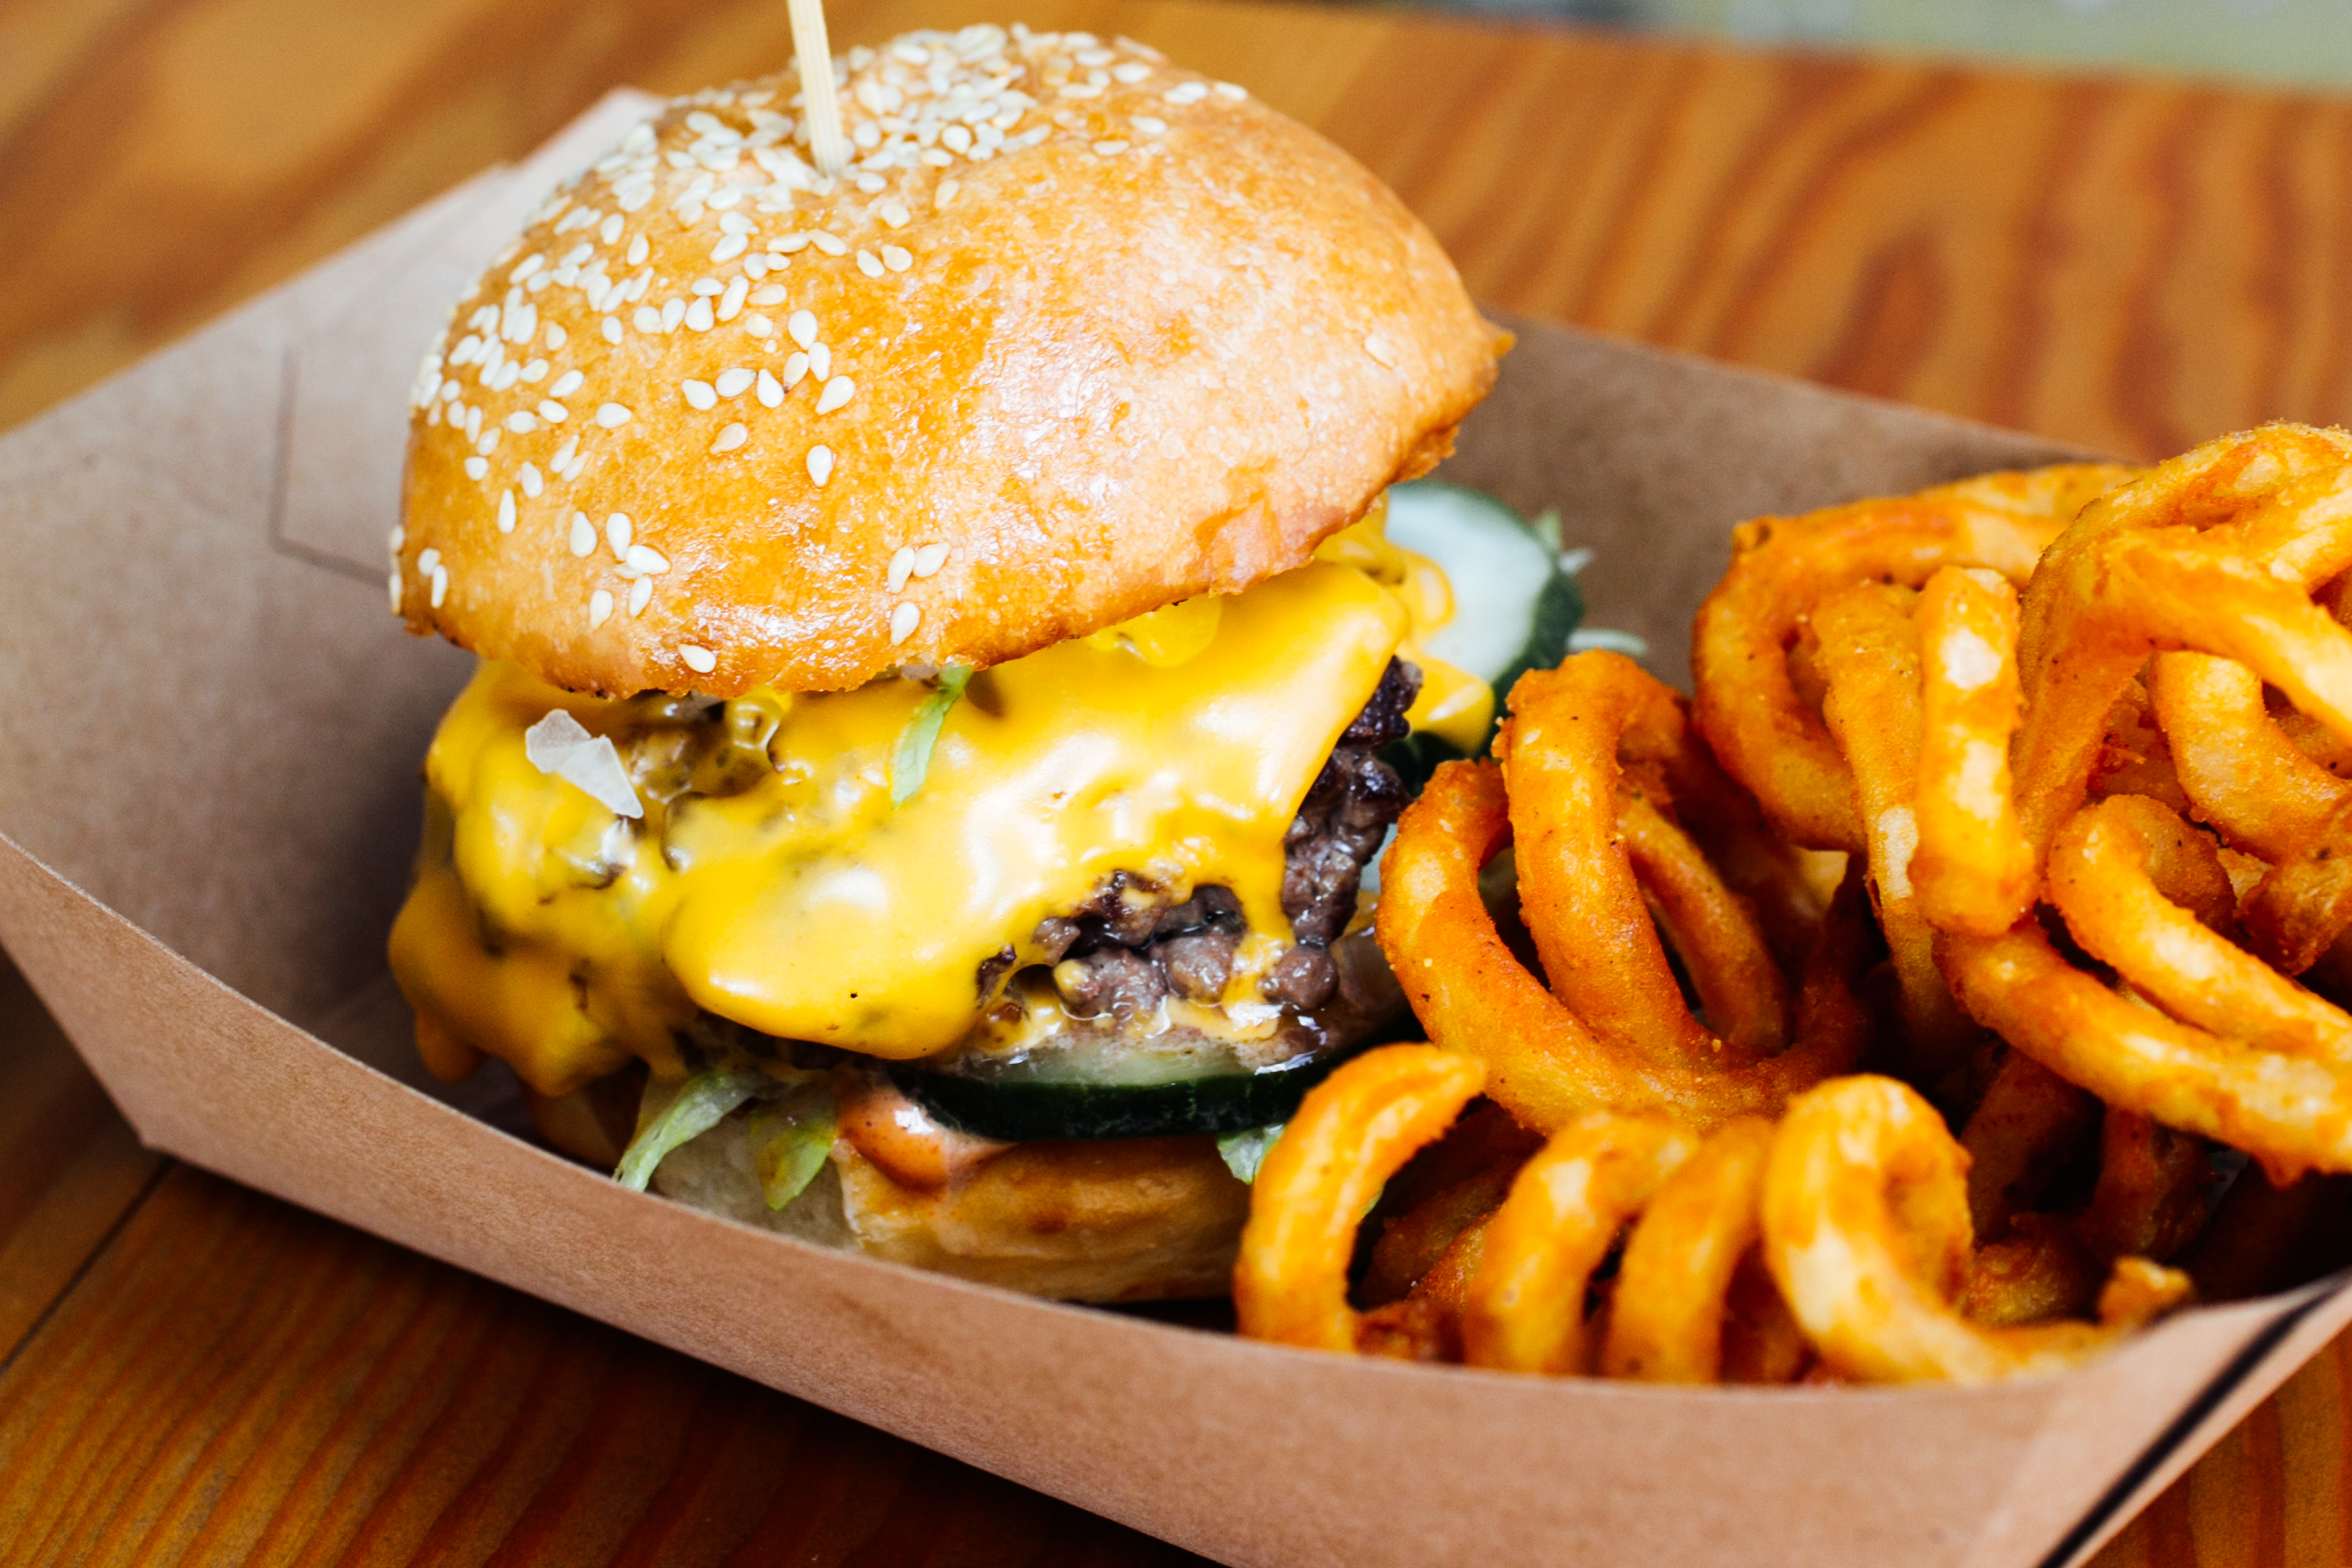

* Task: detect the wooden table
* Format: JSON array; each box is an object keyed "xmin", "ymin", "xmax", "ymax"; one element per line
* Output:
[{"xmin": 5, "ymin": 1, "xmax": 2352, "ymax": 1561}]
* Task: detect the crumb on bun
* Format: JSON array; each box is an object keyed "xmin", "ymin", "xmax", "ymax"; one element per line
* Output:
[{"xmin": 396, "ymin": 24, "xmax": 1507, "ymax": 697}]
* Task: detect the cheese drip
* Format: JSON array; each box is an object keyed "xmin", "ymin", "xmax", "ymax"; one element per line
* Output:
[{"xmin": 391, "ymin": 562, "xmax": 1409, "ymax": 1098}]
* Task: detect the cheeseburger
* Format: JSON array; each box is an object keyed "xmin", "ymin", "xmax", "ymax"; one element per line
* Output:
[{"xmin": 388, "ymin": 24, "xmax": 1507, "ymax": 1301}]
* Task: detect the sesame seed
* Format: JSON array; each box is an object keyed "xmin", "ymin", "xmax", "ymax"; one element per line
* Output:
[
  {"xmin": 686, "ymin": 297, "xmax": 715, "ymax": 331},
  {"xmin": 812, "ymin": 233, "xmax": 847, "ymax": 256},
  {"xmin": 1092, "ymin": 140, "xmax": 1129, "ymax": 157},
  {"xmin": 744, "ymin": 313, "xmax": 775, "ymax": 339},
  {"xmin": 816, "ymin": 376, "xmax": 855, "ymax": 413},
  {"xmin": 810, "ymin": 343, "xmax": 832, "ymax": 380},
  {"xmin": 508, "ymin": 411, "xmax": 538, "ymax": 434},
  {"xmin": 1167, "ymin": 81, "xmax": 1208, "ymax": 104},
  {"xmin": 600, "ymin": 214, "xmax": 625, "ymax": 244},
  {"xmin": 682, "ymin": 380, "xmax": 718, "ymax": 411},
  {"xmin": 1132, "ymin": 115, "xmax": 1166, "ymax": 135},
  {"xmin": 477, "ymin": 428, "xmax": 500, "ymax": 456},
  {"xmin": 807, "ymin": 445, "xmax": 835, "ymax": 486},
  {"xmin": 887, "ymin": 547, "xmax": 916, "ymax": 592},
  {"xmin": 881, "ymin": 245, "xmax": 912, "ymax": 272},
  {"xmin": 553, "ymin": 436, "xmax": 579, "ymax": 470},
  {"xmin": 935, "ymin": 179, "xmax": 960, "ymax": 208},
  {"xmin": 912, "ymin": 542, "xmax": 950, "ymax": 577},
  {"xmin": 712, "ymin": 422, "xmax": 749, "ymax": 453},
  {"xmin": 388, "ymin": 571, "xmax": 403, "ymax": 613},
  {"xmin": 602, "ymin": 317, "xmax": 625, "ymax": 344},
  {"xmin": 774, "ymin": 233, "xmax": 813, "ymax": 253},
  {"xmin": 388, "ymin": 525, "xmax": 404, "ymax": 552},
  {"xmin": 627, "ymin": 234, "xmax": 651, "ymax": 266},
  {"xmin": 545, "ymin": 323, "xmax": 568, "ymax": 350},
  {"xmin": 1114, "ymin": 62, "xmax": 1151, "ymax": 83},
  {"xmin": 718, "ymin": 277, "xmax": 748, "ymax": 322},
  {"xmin": 744, "ymin": 255, "xmax": 770, "ymax": 280},
  {"xmin": 539, "ymin": 399, "xmax": 569, "ymax": 422},
  {"xmin": 418, "ymin": 547, "xmax": 441, "ymax": 575},
  {"xmin": 751, "ymin": 284, "xmax": 788, "ymax": 306},
  {"xmin": 681, "ymin": 644, "xmax": 718, "ymax": 674},
  {"xmin": 662, "ymin": 298, "xmax": 688, "ymax": 332},
  {"xmin": 597, "ymin": 404, "xmax": 633, "ymax": 428},
  {"xmin": 464, "ymin": 456, "xmax": 489, "ymax": 480},
  {"xmin": 626, "ymin": 544, "xmax": 671, "ymax": 575},
  {"xmin": 520, "ymin": 462, "xmax": 543, "ymax": 498},
  {"xmin": 783, "ymin": 352, "xmax": 811, "ymax": 389},
  {"xmin": 1363, "ymin": 333, "xmax": 1398, "ymax": 368},
  {"xmin": 430, "ymin": 564, "xmax": 450, "ymax": 607},
  {"xmin": 510, "ymin": 254, "xmax": 545, "ymax": 282},
  {"xmin": 1076, "ymin": 47, "xmax": 1115, "ymax": 66},
  {"xmin": 712, "ymin": 233, "xmax": 748, "ymax": 264},
  {"xmin": 499, "ymin": 488, "xmax": 518, "ymax": 533},
  {"xmin": 788, "ymin": 310, "xmax": 819, "ymax": 348},
  {"xmin": 550, "ymin": 369, "xmax": 584, "ymax": 398},
  {"xmin": 628, "ymin": 576, "xmax": 654, "ymax": 617},
  {"xmin": 635, "ymin": 306, "xmax": 664, "ymax": 334},
  {"xmin": 569, "ymin": 513, "xmax": 596, "ymax": 555},
  {"xmin": 855, "ymin": 173, "xmax": 887, "ymax": 193},
  {"xmin": 878, "ymin": 200, "xmax": 911, "ymax": 228},
  {"xmin": 589, "ymin": 589, "xmax": 615, "ymax": 627},
  {"xmin": 716, "ymin": 367, "xmax": 755, "ymax": 397},
  {"xmin": 691, "ymin": 277, "xmax": 725, "ymax": 297},
  {"xmin": 889, "ymin": 602, "xmax": 921, "ymax": 644},
  {"xmin": 607, "ymin": 512, "xmax": 633, "ymax": 554},
  {"xmin": 922, "ymin": 149, "xmax": 953, "ymax": 167},
  {"xmin": 856, "ymin": 249, "xmax": 885, "ymax": 278},
  {"xmin": 719, "ymin": 210, "xmax": 755, "ymax": 235},
  {"xmin": 1215, "ymin": 81, "xmax": 1247, "ymax": 100},
  {"xmin": 757, "ymin": 369, "xmax": 784, "ymax": 406}
]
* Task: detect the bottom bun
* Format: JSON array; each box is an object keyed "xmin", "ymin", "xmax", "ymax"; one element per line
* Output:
[{"xmin": 651, "ymin": 1115, "xmax": 1250, "ymax": 1303}]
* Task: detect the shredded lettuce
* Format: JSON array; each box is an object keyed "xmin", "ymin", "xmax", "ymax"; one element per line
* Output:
[
  {"xmin": 614, "ymin": 1066, "xmax": 769, "ymax": 1191},
  {"xmin": 889, "ymin": 664, "xmax": 974, "ymax": 807},
  {"xmin": 1217, "ymin": 1123, "xmax": 1285, "ymax": 1184},
  {"xmin": 749, "ymin": 1083, "xmax": 838, "ymax": 1210}
]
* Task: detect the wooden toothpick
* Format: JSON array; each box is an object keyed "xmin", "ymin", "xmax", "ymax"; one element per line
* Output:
[{"xmin": 788, "ymin": 0, "xmax": 851, "ymax": 181}]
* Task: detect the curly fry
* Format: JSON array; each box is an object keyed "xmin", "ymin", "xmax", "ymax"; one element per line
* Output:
[
  {"xmin": 2242, "ymin": 795, "xmax": 2352, "ymax": 976},
  {"xmin": 1692, "ymin": 464, "xmax": 2130, "ymax": 852},
  {"xmin": 2078, "ymin": 1108, "xmax": 2211, "ymax": 1265},
  {"xmin": 1761, "ymin": 1076, "xmax": 2190, "ymax": 1383},
  {"xmin": 2047, "ymin": 796, "xmax": 2352, "ymax": 1062},
  {"xmin": 1601, "ymin": 1117, "xmax": 1776, "ymax": 1383},
  {"xmin": 1375, "ymin": 760, "xmax": 1868, "ymax": 1134},
  {"xmin": 1616, "ymin": 793, "xmax": 1791, "ymax": 1058},
  {"xmin": 2150, "ymin": 652, "xmax": 2348, "ymax": 860},
  {"xmin": 1502, "ymin": 655, "xmax": 1766, "ymax": 1066},
  {"xmin": 1234, "ymin": 1045, "xmax": 1486, "ymax": 1353},
  {"xmin": 1964, "ymin": 1216, "xmax": 2100, "ymax": 1326},
  {"xmin": 1461, "ymin": 1114, "xmax": 1703, "ymax": 1375},
  {"xmin": 1912, "ymin": 566, "xmax": 2036, "ymax": 937},
  {"xmin": 1940, "ymin": 921, "xmax": 2352, "ymax": 1181},
  {"xmin": 1810, "ymin": 581, "xmax": 1972, "ymax": 1069},
  {"xmin": 2010, "ymin": 428, "xmax": 2352, "ymax": 865}
]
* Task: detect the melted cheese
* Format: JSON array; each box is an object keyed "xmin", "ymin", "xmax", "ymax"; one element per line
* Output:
[
  {"xmin": 1314, "ymin": 501, "xmax": 1496, "ymax": 752},
  {"xmin": 390, "ymin": 561, "xmax": 1409, "ymax": 1097}
]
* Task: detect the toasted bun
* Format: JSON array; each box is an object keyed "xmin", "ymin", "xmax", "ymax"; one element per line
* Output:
[{"xmin": 396, "ymin": 25, "xmax": 1505, "ymax": 697}]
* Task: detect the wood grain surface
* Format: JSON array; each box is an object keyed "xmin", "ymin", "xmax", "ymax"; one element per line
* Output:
[{"xmin": 4, "ymin": 0, "xmax": 2352, "ymax": 1563}]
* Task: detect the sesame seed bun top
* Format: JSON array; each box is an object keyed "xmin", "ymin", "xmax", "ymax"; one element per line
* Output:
[{"xmin": 394, "ymin": 23, "xmax": 1507, "ymax": 698}]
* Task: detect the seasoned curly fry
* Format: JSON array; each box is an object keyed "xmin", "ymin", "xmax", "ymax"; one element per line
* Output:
[
  {"xmin": 1761, "ymin": 1076, "xmax": 2190, "ymax": 1383},
  {"xmin": 1692, "ymin": 465, "xmax": 2130, "ymax": 852},
  {"xmin": 1375, "ymin": 760, "xmax": 1868, "ymax": 1134},
  {"xmin": 1234, "ymin": 1045, "xmax": 1486, "ymax": 1353},
  {"xmin": 1615, "ymin": 793, "xmax": 1791, "ymax": 1058},
  {"xmin": 2047, "ymin": 796, "xmax": 2352, "ymax": 1064},
  {"xmin": 1940, "ymin": 922, "xmax": 2352, "ymax": 1181},
  {"xmin": 1460, "ymin": 1114, "xmax": 1702, "ymax": 1375},
  {"xmin": 1912, "ymin": 567, "xmax": 2037, "ymax": 937},
  {"xmin": 1810, "ymin": 581, "xmax": 1972, "ymax": 1069},
  {"xmin": 2149, "ymin": 653, "xmax": 2348, "ymax": 860},
  {"xmin": 2009, "ymin": 428, "xmax": 2352, "ymax": 866},
  {"xmin": 1601, "ymin": 1117, "xmax": 1776, "ymax": 1383},
  {"xmin": 2078, "ymin": 1108, "xmax": 2211, "ymax": 1265},
  {"xmin": 1502, "ymin": 655, "xmax": 1773, "ymax": 1066}
]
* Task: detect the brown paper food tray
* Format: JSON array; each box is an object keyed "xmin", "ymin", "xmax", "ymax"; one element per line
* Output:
[{"xmin": 1, "ymin": 91, "xmax": 2342, "ymax": 1568}]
